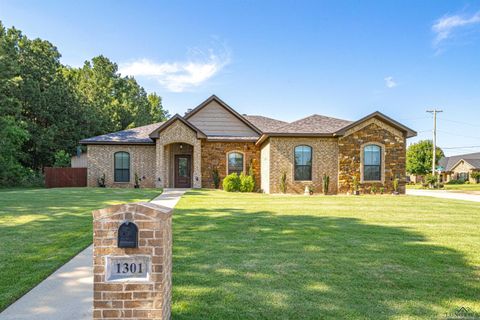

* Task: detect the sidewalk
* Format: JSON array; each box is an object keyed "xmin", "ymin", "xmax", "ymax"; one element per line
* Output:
[
  {"xmin": 406, "ymin": 189, "xmax": 480, "ymax": 202},
  {"xmin": 0, "ymin": 188, "xmax": 187, "ymax": 320}
]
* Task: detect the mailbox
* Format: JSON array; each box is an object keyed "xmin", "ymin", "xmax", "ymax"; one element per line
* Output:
[{"xmin": 118, "ymin": 221, "xmax": 138, "ymax": 248}]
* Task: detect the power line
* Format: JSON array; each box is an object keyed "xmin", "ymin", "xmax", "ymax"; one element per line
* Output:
[
  {"xmin": 437, "ymin": 130, "xmax": 480, "ymax": 140},
  {"xmin": 442, "ymin": 145, "xmax": 480, "ymax": 149},
  {"xmin": 438, "ymin": 117, "xmax": 480, "ymax": 128}
]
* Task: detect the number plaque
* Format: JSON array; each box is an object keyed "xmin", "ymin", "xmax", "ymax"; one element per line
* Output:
[{"xmin": 105, "ymin": 255, "xmax": 151, "ymax": 282}]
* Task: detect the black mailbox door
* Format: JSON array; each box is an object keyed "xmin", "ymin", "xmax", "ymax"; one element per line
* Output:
[{"xmin": 118, "ymin": 221, "xmax": 138, "ymax": 248}]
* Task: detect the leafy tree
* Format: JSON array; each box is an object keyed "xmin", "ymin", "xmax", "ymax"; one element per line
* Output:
[
  {"xmin": 53, "ymin": 150, "xmax": 71, "ymax": 167},
  {"xmin": 0, "ymin": 21, "xmax": 169, "ymax": 185},
  {"xmin": 406, "ymin": 140, "xmax": 445, "ymax": 175}
]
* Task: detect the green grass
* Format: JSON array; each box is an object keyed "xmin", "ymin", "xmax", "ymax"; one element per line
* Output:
[
  {"xmin": 407, "ymin": 183, "xmax": 480, "ymax": 191},
  {"xmin": 0, "ymin": 187, "xmax": 161, "ymax": 311},
  {"xmin": 173, "ymin": 190, "xmax": 480, "ymax": 320}
]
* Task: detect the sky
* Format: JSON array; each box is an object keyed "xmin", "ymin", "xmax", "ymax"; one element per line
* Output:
[{"xmin": 1, "ymin": 0, "xmax": 480, "ymax": 156}]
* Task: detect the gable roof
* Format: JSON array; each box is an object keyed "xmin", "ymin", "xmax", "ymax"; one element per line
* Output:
[
  {"xmin": 80, "ymin": 122, "xmax": 163, "ymax": 145},
  {"xmin": 334, "ymin": 111, "xmax": 417, "ymax": 138},
  {"xmin": 243, "ymin": 115, "xmax": 289, "ymax": 132},
  {"xmin": 184, "ymin": 95, "xmax": 262, "ymax": 135},
  {"xmin": 149, "ymin": 114, "xmax": 207, "ymax": 139},
  {"xmin": 438, "ymin": 152, "xmax": 480, "ymax": 172}
]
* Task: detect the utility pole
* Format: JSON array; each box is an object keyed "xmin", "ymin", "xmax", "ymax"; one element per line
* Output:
[{"xmin": 426, "ymin": 109, "xmax": 443, "ymax": 176}]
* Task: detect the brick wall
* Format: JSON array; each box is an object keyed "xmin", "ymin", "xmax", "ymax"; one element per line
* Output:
[
  {"xmin": 92, "ymin": 203, "xmax": 172, "ymax": 319},
  {"xmin": 87, "ymin": 145, "xmax": 156, "ymax": 188},
  {"xmin": 338, "ymin": 119, "xmax": 407, "ymax": 194},
  {"xmin": 200, "ymin": 141, "xmax": 261, "ymax": 189},
  {"xmin": 267, "ymin": 137, "xmax": 339, "ymax": 194}
]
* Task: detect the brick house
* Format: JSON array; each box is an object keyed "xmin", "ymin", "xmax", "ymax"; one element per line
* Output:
[
  {"xmin": 437, "ymin": 152, "xmax": 480, "ymax": 183},
  {"xmin": 80, "ymin": 95, "xmax": 416, "ymax": 194}
]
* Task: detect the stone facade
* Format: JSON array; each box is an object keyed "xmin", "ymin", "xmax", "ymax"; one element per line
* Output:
[
  {"xmin": 338, "ymin": 119, "xmax": 407, "ymax": 194},
  {"xmin": 156, "ymin": 120, "xmax": 202, "ymax": 188},
  {"xmin": 87, "ymin": 145, "xmax": 156, "ymax": 188},
  {"xmin": 200, "ymin": 141, "xmax": 261, "ymax": 189},
  {"xmin": 267, "ymin": 137, "xmax": 339, "ymax": 194},
  {"xmin": 92, "ymin": 203, "xmax": 172, "ymax": 319}
]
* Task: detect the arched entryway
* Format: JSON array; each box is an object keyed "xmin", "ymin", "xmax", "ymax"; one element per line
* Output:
[{"xmin": 166, "ymin": 142, "xmax": 193, "ymax": 188}]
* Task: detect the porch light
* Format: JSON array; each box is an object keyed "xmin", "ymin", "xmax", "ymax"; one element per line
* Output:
[{"xmin": 179, "ymin": 144, "xmax": 183, "ymax": 150}]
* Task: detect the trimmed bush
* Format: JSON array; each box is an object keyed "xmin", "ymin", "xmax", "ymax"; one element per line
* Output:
[
  {"xmin": 240, "ymin": 173, "xmax": 255, "ymax": 192},
  {"xmin": 223, "ymin": 173, "xmax": 241, "ymax": 192},
  {"xmin": 446, "ymin": 179, "xmax": 465, "ymax": 185}
]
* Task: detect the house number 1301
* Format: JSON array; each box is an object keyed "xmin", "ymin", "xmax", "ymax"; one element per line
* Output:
[{"xmin": 116, "ymin": 262, "xmax": 143, "ymax": 274}]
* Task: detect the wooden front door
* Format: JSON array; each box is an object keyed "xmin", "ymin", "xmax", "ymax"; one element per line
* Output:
[{"xmin": 174, "ymin": 155, "xmax": 191, "ymax": 188}]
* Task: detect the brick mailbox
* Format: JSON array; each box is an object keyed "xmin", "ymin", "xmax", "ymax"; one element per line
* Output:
[{"xmin": 92, "ymin": 202, "xmax": 172, "ymax": 319}]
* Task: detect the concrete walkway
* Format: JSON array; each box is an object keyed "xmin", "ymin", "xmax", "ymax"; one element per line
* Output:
[
  {"xmin": 407, "ymin": 189, "xmax": 480, "ymax": 202},
  {"xmin": 0, "ymin": 188, "xmax": 187, "ymax": 320}
]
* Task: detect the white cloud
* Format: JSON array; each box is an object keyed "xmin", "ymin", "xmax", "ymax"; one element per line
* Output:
[
  {"xmin": 432, "ymin": 11, "xmax": 480, "ymax": 45},
  {"xmin": 120, "ymin": 47, "xmax": 230, "ymax": 93},
  {"xmin": 384, "ymin": 76, "xmax": 397, "ymax": 88}
]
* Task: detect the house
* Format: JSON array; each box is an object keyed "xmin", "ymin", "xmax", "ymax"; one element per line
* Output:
[
  {"xmin": 438, "ymin": 152, "xmax": 480, "ymax": 183},
  {"xmin": 80, "ymin": 95, "xmax": 417, "ymax": 194}
]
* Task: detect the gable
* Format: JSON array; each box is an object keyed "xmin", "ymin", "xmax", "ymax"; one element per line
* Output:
[
  {"xmin": 187, "ymin": 99, "xmax": 259, "ymax": 137},
  {"xmin": 342, "ymin": 117, "xmax": 405, "ymax": 138}
]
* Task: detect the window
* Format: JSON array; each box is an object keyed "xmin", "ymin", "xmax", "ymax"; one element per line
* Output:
[
  {"xmin": 114, "ymin": 152, "xmax": 130, "ymax": 182},
  {"xmin": 228, "ymin": 152, "xmax": 244, "ymax": 175},
  {"xmin": 294, "ymin": 145, "xmax": 312, "ymax": 181},
  {"xmin": 363, "ymin": 145, "xmax": 381, "ymax": 181},
  {"xmin": 458, "ymin": 172, "xmax": 469, "ymax": 181}
]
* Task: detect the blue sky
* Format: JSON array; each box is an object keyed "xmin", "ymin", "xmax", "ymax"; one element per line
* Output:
[{"xmin": 1, "ymin": 0, "xmax": 480, "ymax": 156}]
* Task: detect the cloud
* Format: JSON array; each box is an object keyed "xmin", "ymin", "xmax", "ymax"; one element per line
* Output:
[
  {"xmin": 120, "ymin": 47, "xmax": 230, "ymax": 92},
  {"xmin": 384, "ymin": 76, "xmax": 397, "ymax": 88},
  {"xmin": 432, "ymin": 11, "xmax": 480, "ymax": 46}
]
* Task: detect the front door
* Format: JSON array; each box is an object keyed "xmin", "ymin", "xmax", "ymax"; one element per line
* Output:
[{"xmin": 174, "ymin": 155, "xmax": 191, "ymax": 188}]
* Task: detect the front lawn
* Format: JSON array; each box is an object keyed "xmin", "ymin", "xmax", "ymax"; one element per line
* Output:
[
  {"xmin": 0, "ymin": 187, "xmax": 161, "ymax": 311},
  {"xmin": 173, "ymin": 190, "xmax": 480, "ymax": 319},
  {"xmin": 407, "ymin": 183, "xmax": 480, "ymax": 191}
]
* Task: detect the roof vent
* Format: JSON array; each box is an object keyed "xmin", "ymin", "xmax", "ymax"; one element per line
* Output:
[
  {"xmin": 184, "ymin": 108, "xmax": 193, "ymax": 116},
  {"xmin": 242, "ymin": 113, "xmax": 247, "ymax": 116}
]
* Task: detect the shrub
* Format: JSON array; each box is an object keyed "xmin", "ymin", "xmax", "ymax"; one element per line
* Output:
[
  {"xmin": 240, "ymin": 173, "xmax": 255, "ymax": 192},
  {"xmin": 446, "ymin": 179, "xmax": 465, "ymax": 185},
  {"xmin": 53, "ymin": 150, "xmax": 71, "ymax": 167},
  {"xmin": 212, "ymin": 167, "xmax": 220, "ymax": 189},
  {"xmin": 371, "ymin": 184, "xmax": 378, "ymax": 194},
  {"xmin": 223, "ymin": 173, "xmax": 241, "ymax": 192},
  {"xmin": 19, "ymin": 169, "xmax": 45, "ymax": 187},
  {"xmin": 279, "ymin": 171, "xmax": 287, "ymax": 193},
  {"xmin": 393, "ymin": 177, "xmax": 400, "ymax": 192},
  {"xmin": 471, "ymin": 171, "xmax": 480, "ymax": 183}
]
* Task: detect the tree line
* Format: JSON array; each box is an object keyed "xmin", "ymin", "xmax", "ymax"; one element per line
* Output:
[{"xmin": 0, "ymin": 21, "xmax": 169, "ymax": 186}]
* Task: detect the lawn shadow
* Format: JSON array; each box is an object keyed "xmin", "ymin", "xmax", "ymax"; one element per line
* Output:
[{"xmin": 172, "ymin": 207, "xmax": 479, "ymax": 319}]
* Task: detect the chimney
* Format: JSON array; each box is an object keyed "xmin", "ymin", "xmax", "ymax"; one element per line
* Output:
[{"xmin": 184, "ymin": 108, "xmax": 193, "ymax": 116}]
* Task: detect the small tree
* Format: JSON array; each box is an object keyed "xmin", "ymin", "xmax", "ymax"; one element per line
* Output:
[
  {"xmin": 53, "ymin": 150, "xmax": 71, "ymax": 167},
  {"xmin": 425, "ymin": 174, "xmax": 438, "ymax": 188},
  {"xmin": 223, "ymin": 173, "xmax": 241, "ymax": 192}
]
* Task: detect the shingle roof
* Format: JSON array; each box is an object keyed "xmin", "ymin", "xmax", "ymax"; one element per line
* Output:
[
  {"xmin": 438, "ymin": 152, "xmax": 480, "ymax": 172},
  {"xmin": 243, "ymin": 115, "xmax": 289, "ymax": 133},
  {"xmin": 273, "ymin": 114, "xmax": 352, "ymax": 134},
  {"xmin": 80, "ymin": 122, "xmax": 164, "ymax": 144}
]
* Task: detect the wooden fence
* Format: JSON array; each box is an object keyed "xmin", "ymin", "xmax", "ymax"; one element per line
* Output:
[{"xmin": 44, "ymin": 167, "xmax": 87, "ymax": 188}]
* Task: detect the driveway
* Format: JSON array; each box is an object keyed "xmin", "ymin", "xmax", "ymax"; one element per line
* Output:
[{"xmin": 406, "ymin": 189, "xmax": 480, "ymax": 202}]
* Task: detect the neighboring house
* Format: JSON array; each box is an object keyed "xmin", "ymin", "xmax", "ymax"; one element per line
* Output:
[
  {"xmin": 71, "ymin": 152, "xmax": 88, "ymax": 168},
  {"xmin": 80, "ymin": 95, "xmax": 416, "ymax": 194},
  {"xmin": 438, "ymin": 152, "xmax": 480, "ymax": 183}
]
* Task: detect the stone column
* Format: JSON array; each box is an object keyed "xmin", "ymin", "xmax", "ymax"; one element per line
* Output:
[
  {"xmin": 193, "ymin": 141, "xmax": 202, "ymax": 188},
  {"xmin": 92, "ymin": 203, "xmax": 172, "ymax": 319},
  {"xmin": 156, "ymin": 141, "xmax": 164, "ymax": 188}
]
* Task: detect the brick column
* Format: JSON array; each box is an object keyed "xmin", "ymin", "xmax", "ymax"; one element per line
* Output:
[{"xmin": 92, "ymin": 203, "xmax": 172, "ymax": 319}]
